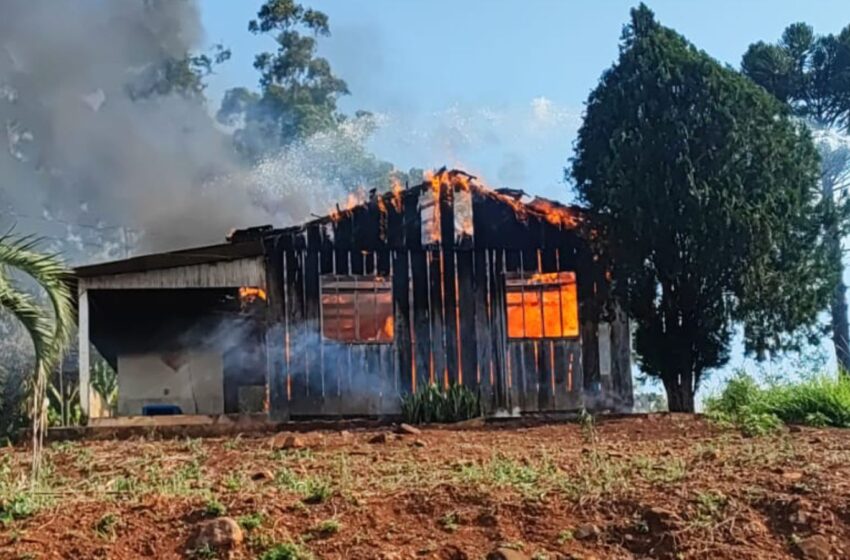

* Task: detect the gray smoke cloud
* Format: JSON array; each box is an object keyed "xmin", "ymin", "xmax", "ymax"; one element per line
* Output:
[{"xmin": 0, "ymin": 0, "xmax": 365, "ymax": 262}]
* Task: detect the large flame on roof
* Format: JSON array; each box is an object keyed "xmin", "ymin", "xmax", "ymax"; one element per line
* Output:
[{"xmin": 323, "ymin": 168, "xmax": 583, "ymax": 232}]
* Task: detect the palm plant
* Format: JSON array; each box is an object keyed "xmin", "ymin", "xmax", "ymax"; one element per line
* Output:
[{"xmin": 0, "ymin": 233, "xmax": 74, "ymax": 476}]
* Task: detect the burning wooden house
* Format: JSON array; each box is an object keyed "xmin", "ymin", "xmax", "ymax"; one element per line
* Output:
[{"xmin": 75, "ymin": 169, "xmax": 632, "ymax": 424}]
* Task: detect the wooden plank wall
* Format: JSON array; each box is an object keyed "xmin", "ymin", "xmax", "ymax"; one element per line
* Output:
[{"xmin": 267, "ymin": 182, "xmax": 604, "ymax": 418}]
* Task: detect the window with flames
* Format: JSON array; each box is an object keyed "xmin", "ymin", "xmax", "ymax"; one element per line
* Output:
[
  {"xmin": 321, "ymin": 275, "xmax": 393, "ymax": 343},
  {"xmin": 506, "ymin": 272, "xmax": 579, "ymax": 339}
]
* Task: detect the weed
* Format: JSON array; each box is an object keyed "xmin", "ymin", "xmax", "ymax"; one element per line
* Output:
[
  {"xmin": 190, "ymin": 543, "xmax": 218, "ymax": 559},
  {"xmin": 691, "ymin": 491, "xmax": 728, "ymax": 528},
  {"xmin": 458, "ymin": 454, "xmax": 546, "ymax": 497},
  {"xmin": 185, "ymin": 438, "xmax": 206, "ymax": 457},
  {"xmin": 578, "ymin": 408, "xmax": 597, "ymax": 445},
  {"xmin": 203, "ymin": 498, "xmax": 227, "ymax": 517},
  {"xmin": 274, "ymin": 468, "xmax": 333, "ymax": 504},
  {"xmin": 312, "ymin": 518, "xmax": 341, "ymax": 537},
  {"xmin": 94, "ymin": 512, "xmax": 120, "ymax": 539},
  {"xmin": 238, "ymin": 512, "xmax": 264, "ymax": 531},
  {"xmin": 438, "ymin": 512, "xmax": 459, "ymax": 532},
  {"xmin": 633, "ymin": 455, "xmax": 688, "ymax": 484},
  {"xmin": 223, "ymin": 436, "xmax": 242, "ymax": 451},
  {"xmin": 302, "ymin": 477, "xmax": 333, "ymax": 504},
  {"xmin": 111, "ymin": 475, "xmax": 139, "ymax": 495},
  {"xmin": 223, "ymin": 472, "xmax": 247, "ymax": 492},
  {"xmin": 556, "ymin": 529, "xmax": 574, "ymax": 544},
  {"xmin": 560, "ymin": 450, "xmax": 628, "ymax": 503},
  {"xmin": 258, "ymin": 541, "xmax": 313, "ymax": 560},
  {"xmin": 0, "ymin": 493, "xmax": 38, "ymax": 524}
]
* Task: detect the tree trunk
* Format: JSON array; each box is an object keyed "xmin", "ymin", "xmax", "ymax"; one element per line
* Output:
[
  {"xmin": 832, "ymin": 275, "xmax": 850, "ymax": 374},
  {"xmin": 823, "ymin": 177, "xmax": 850, "ymax": 373},
  {"xmin": 662, "ymin": 373, "xmax": 695, "ymax": 413}
]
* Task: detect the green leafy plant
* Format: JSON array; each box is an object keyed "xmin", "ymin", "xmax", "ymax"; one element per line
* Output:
[
  {"xmin": 401, "ymin": 383, "xmax": 481, "ymax": 424},
  {"xmin": 203, "ymin": 498, "xmax": 227, "ymax": 517},
  {"xmin": 258, "ymin": 541, "xmax": 313, "ymax": 560},
  {"xmin": 312, "ymin": 518, "xmax": 340, "ymax": 536},
  {"xmin": 238, "ymin": 512, "xmax": 264, "ymax": 531}
]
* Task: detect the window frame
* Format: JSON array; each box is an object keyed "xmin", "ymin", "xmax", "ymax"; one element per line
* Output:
[
  {"xmin": 320, "ymin": 274, "xmax": 394, "ymax": 345},
  {"xmin": 504, "ymin": 271, "xmax": 579, "ymax": 340}
]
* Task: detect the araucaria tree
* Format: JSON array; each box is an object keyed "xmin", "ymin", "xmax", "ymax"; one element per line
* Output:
[
  {"xmin": 742, "ymin": 23, "xmax": 850, "ymax": 373},
  {"xmin": 572, "ymin": 5, "xmax": 835, "ymax": 412}
]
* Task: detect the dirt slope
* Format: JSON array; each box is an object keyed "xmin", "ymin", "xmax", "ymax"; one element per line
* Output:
[{"xmin": 1, "ymin": 414, "xmax": 849, "ymax": 559}]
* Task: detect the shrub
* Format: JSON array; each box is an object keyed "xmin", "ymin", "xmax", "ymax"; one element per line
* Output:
[
  {"xmin": 401, "ymin": 383, "xmax": 481, "ymax": 424},
  {"xmin": 705, "ymin": 371, "xmax": 850, "ymax": 433}
]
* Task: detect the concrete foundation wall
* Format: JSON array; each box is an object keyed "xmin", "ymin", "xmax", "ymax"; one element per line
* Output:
[{"xmin": 117, "ymin": 352, "xmax": 224, "ymax": 416}]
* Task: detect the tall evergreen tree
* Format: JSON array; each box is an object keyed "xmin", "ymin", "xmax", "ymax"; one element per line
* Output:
[
  {"xmin": 572, "ymin": 5, "xmax": 833, "ymax": 411},
  {"xmin": 742, "ymin": 23, "xmax": 850, "ymax": 373}
]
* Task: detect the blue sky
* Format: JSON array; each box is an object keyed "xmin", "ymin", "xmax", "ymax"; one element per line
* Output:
[{"xmin": 199, "ymin": 1, "xmax": 850, "ymax": 397}]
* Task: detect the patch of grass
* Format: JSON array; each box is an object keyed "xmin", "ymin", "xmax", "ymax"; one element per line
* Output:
[
  {"xmin": 258, "ymin": 541, "xmax": 313, "ymax": 560},
  {"xmin": 274, "ymin": 467, "xmax": 334, "ymax": 504},
  {"xmin": 556, "ymin": 529, "xmax": 574, "ymax": 544},
  {"xmin": 438, "ymin": 512, "xmax": 459, "ymax": 532},
  {"xmin": 311, "ymin": 518, "xmax": 341, "ymax": 537},
  {"xmin": 222, "ymin": 436, "xmax": 242, "ymax": 451},
  {"xmin": 691, "ymin": 490, "xmax": 729, "ymax": 529},
  {"xmin": 223, "ymin": 472, "xmax": 246, "ymax": 492},
  {"xmin": 94, "ymin": 512, "xmax": 120, "ymax": 539},
  {"xmin": 0, "ymin": 493, "xmax": 39, "ymax": 524},
  {"xmin": 190, "ymin": 543, "xmax": 218, "ymax": 559},
  {"xmin": 203, "ymin": 497, "xmax": 227, "ymax": 517},
  {"xmin": 238, "ymin": 512, "xmax": 264, "ymax": 531},
  {"xmin": 401, "ymin": 383, "xmax": 481, "ymax": 424},
  {"xmin": 560, "ymin": 450, "xmax": 629, "ymax": 503},
  {"xmin": 633, "ymin": 455, "xmax": 688, "ymax": 484},
  {"xmin": 302, "ymin": 477, "xmax": 333, "ymax": 504},
  {"xmin": 457, "ymin": 454, "xmax": 546, "ymax": 497},
  {"xmin": 705, "ymin": 372, "xmax": 850, "ymax": 434}
]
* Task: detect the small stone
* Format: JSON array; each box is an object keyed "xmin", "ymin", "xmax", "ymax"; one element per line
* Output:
[
  {"xmin": 486, "ymin": 547, "xmax": 529, "ymax": 560},
  {"xmin": 397, "ymin": 423, "xmax": 422, "ymax": 435},
  {"xmin": 339, "ymin": 430, "xmax": 352, "ymax": 439},
  {"xmin": 272, "ymin": 434, "xmax": 305, "ymax": 450},
  {"xmin": 250, "ymin": 469, "xmax": 273, "ymax": 481},
  {"xmin": 412, "ymin": 439, "xmax": 427, "ymax": 448},
  {"xmin": 191, "ymin": 517, "xmax": 243, "ymax": 550},
  {"xmin": 369, "ymin": 432, "xmax": 393, "ymax": 444},
  {"xmin": 701, "ymin": 448, "xmax": 720, "ymax": 461},
  {"xmin": 797, "ymin": 534, "xmax": 832, "ymax": 560},
  {"xmin": 782, "ymin": 470, "xmax": 804, "ymax": 482},
  {"xmin": 574, "ymin": 523, "xmax": 600, "ymax": 540}
]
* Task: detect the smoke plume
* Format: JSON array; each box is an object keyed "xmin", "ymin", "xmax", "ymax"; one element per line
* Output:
[{"xmin": 0, "ymin": 0, "xmax": 369, "ymax": 261}]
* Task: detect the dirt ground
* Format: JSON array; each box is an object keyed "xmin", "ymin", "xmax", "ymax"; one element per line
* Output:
[{"xmin": 1, "ymin": 414, "xmax": 849, "ymax": 559}]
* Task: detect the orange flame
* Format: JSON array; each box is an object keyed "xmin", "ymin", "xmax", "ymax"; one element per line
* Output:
[
  {"xmin": 390, "ymin": 178, "xmax": 404, "ymax": 213},
  {"xmin": 239, "ymin": 286, "xmax": 267, "ymax": 303}
]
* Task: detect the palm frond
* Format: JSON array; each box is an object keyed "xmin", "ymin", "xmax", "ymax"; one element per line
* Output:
[
  {"xmin": 0, "ymin": 234, "xmax": 75, "ymax": 362},
  {"xmin": 0, "ymin": 234, "xmax": 74, "ymax": 478}
]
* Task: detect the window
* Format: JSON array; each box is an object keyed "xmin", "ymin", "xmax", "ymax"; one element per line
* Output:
[
  {"xmin": 321, "ymin": 275, "xmax": 393, "ymax": 343},
  {"xmin": 506, "ymin": 272, "xmax": 579, "ymax": 339}
]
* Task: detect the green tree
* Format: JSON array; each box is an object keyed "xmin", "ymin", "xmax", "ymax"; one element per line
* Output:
[
  {"xmin": 217, "ymin": 0, "xmax": 349, "ymax": 159},
  {"xmin": 0, "ymin": 235, "xmax": 73, "ymax": 473},
  {"xmin": 571, "ymin": 5, "xmax": 833, "ymax": 412},
  {"xmin": 742, "ymin": 23, "xmax": 850, "ymax": 373}
]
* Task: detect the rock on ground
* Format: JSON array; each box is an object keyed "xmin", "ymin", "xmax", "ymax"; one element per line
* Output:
[{"xmin": 191, "ymin": 517, "xmax": 243, "ymax": 551}]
